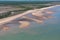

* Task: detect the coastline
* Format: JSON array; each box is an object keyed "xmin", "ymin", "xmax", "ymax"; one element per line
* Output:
[{"xmin": 0, "ymin": 5, "xmax": 60, "ymax": 25}]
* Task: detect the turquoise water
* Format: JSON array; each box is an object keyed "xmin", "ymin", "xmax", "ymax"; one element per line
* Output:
[{"xmin": 0, "ymin": 6, "xmax": 60, "ymax": 40}]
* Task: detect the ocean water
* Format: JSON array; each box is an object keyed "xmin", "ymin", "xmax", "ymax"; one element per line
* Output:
[{"xmin": 0, "ymin": 6, "xmax": 60, "ymax": 40}]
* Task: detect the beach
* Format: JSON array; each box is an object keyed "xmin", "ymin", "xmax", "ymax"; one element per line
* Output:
[
  {"xmin": 0, "ymin": 5, "xmax": 59, "ymax": 25},
  {"xmin": 0, "ymin": 5, "xmax": 59, "ymax": 31},
  {"xmin": 0, "ymin": 5, "xmax": 60, "ymax": 40}
]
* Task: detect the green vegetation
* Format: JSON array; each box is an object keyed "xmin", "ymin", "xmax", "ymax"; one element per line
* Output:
[
  {"xmin": 0, "ymin": 12, "xmax": 11, "ymax": 19},
  {"xmin": 0, "ymin": 1, "xmax": 51, "ymax": 5},
  {"xmin": 0, "ymin": 1, "xmax": 56, "ymax": 19}
]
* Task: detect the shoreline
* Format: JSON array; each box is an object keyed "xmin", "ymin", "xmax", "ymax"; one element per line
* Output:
[{"xmin": 0, "ymin": 5, "xmax": 60, "ymax": 25}]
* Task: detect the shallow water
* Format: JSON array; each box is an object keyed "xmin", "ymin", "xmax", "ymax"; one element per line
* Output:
[{"xmin": 0, "ymin": 6, "xmax": 60, "ymax": 40}]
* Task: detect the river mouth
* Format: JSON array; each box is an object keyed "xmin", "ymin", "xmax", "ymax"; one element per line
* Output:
[{"xmin": 0, "ymin": 5, "xmax": 60, "ymax": 40}]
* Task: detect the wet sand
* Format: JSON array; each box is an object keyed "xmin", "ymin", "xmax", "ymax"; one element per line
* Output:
[
  {"xmin": 0, "ymin": 5, "xmax": 58, "ymax": 25},
  {"xmin": 0, "ymin": 5, "xmax": 58, "ymax": 32},
  {"xmin": 19, "ymin": 21, "xmax": 30, "ymax": 28}
]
